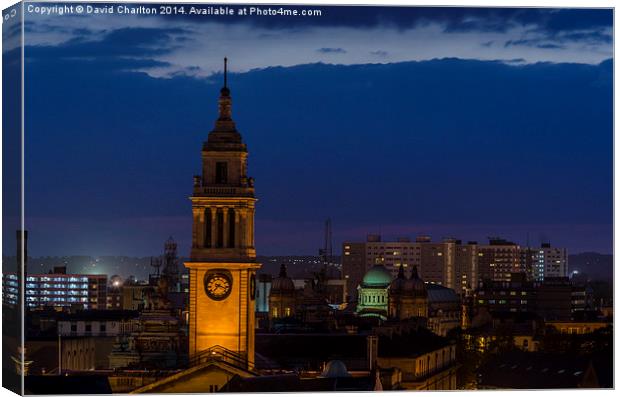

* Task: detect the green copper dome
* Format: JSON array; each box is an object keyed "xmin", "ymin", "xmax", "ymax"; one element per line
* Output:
[{"xmin": 362, "ymin": 265, "xmax": 392, "ymax": 287}]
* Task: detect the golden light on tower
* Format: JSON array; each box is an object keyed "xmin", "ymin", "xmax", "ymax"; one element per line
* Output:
[{"xmin": 184, "ymin": 58, "xmax": 260, "ymax": 369}]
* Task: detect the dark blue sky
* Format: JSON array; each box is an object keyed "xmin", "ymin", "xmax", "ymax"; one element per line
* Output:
[{"xmin": 3, "ymin": 4, "xmax": 613, "ymax": 256}]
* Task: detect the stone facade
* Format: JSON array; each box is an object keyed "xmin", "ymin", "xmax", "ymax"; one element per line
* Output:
[{"xmin": 184, "ymin": 61, "xmax": 260, "ymax": 369}]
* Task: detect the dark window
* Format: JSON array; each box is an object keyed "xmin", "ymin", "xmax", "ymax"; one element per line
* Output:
[
  {"xmin": 215, "ymin": 162, "xmax": 228, "ymax": 184},
  {"xmin": 217, "ymin": 209, "xmax": 224, "ymax": 248},
  {"xmin": 71, "ymin": 323, "xmax": 77, "ymax": 332},
  {"xmin": 100, "ymin": 323, "xmax": 106, "ymax": 333},
  {"xmin": 204, "ymin": 208, "xmax": 212, "ymax": 248},
  {"xmin": 228, "ymin": 209, "xmax": 235, "ymax": 248},
  {"xmin": 85, "ymin": 323, "xmax": 92, "ymax": 333}
]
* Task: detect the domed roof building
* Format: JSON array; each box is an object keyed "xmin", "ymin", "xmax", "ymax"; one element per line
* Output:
[
  {"xmin": 389, "ymin": 264, "xmax": 413, "ymax": 293},
  {"xmin": 409, "ymin": 265, "xmax": 427, "ymax": 296},
  {"xmin": 271, "ymin": 264, "xmax": 295, "ymax": 292},
  {"xmin": 320, "ymin": 360, "xmax": 351, "ymax": 378},
  {"xmin": 362, "ymin": 264, "xmax": 393, "ymax": 287},
  {"xmin": 356, "ymin": 259, "xmax": 391, "ymax": 320},
  {"xmin": 389, "ymin": 265, "xmax": 428, "ymax": 320},
  {"xmin": 269, "ymin": 264, "xmax": 297, "ymax": 320}
]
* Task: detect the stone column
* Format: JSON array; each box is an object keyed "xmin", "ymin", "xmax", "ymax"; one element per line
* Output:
[
  {"xmin": 198, "ymin": 209, "xmax": 205, "ymax": 248},
  {"xmin": 248, "ymin": 209, "xmax": 254, "ymax": 248},
  {"xmin": 235, "ymin": 209, "xmax": 241, "ymax": 248},
  {"xmin": 239, "ymin": 210, "xmax": 247, "ymax": 249},
  {"xmin": 191, "ymin": 207, "xmax": 201, "ymax": 248}
]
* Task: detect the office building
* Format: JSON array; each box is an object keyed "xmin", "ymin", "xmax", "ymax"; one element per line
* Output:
[
  {"xmin": 477, "ymin": 238, "xmax": 522, "ymax": 284},
  {"xmin": 532, "ymin": 243, "xmax": 568, "ymax": 280},
  {"xmin": 3, "ymin": 270, "xmax": 107, "ymax": 310}
]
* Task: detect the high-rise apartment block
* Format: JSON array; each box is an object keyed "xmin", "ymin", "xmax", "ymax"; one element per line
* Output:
[
  {"xmin": 477, "ymin": 238, "xmax": 522, "ymax": 283},
  {"xmin": 2, "ymin": 271, "xmax": 107, "ymax": 310},
  {"xmin": 342, "ymin": 235, "xmax": 567, "ymax": 301},
  {"xmin": 532, "ymin": 243, "xmax": 568, "ymax": 281}
]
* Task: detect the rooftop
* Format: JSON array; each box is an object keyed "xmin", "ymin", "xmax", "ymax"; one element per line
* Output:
[{"xmin": 477, "ymin": 351, "xmax": 611, "ymax": 389}]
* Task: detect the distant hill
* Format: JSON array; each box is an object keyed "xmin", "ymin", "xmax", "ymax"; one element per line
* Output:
[
  {"xmin": 4, "ymin": 252, "xmax": 611, "ymax": 282},
  {"xmin": 2, "ymin": 255, "xmax": 341, "ymax": 281},
  {"xmin": 568, "ymin": 253, "xmax": 613, "ymax": 282}
]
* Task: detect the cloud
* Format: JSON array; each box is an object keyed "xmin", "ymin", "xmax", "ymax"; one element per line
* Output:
[
  {"xmin": 536, "ymin": 43, "xmax": 565, "ymax": 49},
  {"xmin": 20, "ymin": 7, "xmax": 613, "ymax": 78},
  {"xmin": 370, "ymin": 50, "xmax": 389, "ymax": 57},
  {"xmin": 504, "ymin": 26, "xmax": 611, "ymax": 51},
  {"xmin": 24, "ymin": 26, "xmax": 192, "ymax": 75},
  {"xmin": 317, "ymin": 47, "xmax": 347, "ymax": 54}
]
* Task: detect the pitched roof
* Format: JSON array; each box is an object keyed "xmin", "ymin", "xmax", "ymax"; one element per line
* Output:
[
  {"xmin": 222, "ymin": 373, "xmax": 376, "ymax": 392},
  {"xmin": 378, "ymin": 328, "xmax": 452, "ymax": 357},
  {"xmin": 427, "ymin": 284, "xmax": 460, "ymax": 303},
  {"xmin": 255, "ymin": 333, "xmax": 370, "ymax": 371},
  {"xmin": 477, "ymin": 351, "xmax": 602, "ymax": 389}
]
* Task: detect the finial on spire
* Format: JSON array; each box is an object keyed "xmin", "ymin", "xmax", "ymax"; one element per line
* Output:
[
  {"xmin": 218, "ymin": 57, "xmax": 232, "ymax": 119},
  {"xmin": 397, "ymin": 264, "xmax": 405, "ymax": 278},
  {"xmin": 224, "ymin": 57, "xmax": 228, "ymax": 89}
]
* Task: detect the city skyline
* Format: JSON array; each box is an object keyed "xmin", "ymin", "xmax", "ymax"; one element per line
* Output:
[
  {"xmin": 2, "ymin": 4, "xmax": 614, "ymax": 393},
  {"xmin": 4, "ymin": 5, "xmax": 613, "ymax": 257}
]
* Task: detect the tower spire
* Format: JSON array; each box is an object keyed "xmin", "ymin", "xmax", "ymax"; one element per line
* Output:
[
  {"xmin": 397, "ymin": 263, "xmax": 405, "ymax": 279},
  {"xmin": 217, "ymin": 57, "xmax": 232, "ymax": 122},
  {"xmin": 224, "ymin": 57, "xmax": 228, "ymax": 89},
  {"xmin": 411, "ymin": 265, "xmax": 419, "ymax": 280}
]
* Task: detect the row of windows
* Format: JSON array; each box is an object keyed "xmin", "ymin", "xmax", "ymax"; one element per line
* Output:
[
  {"xmin": 478, "ymin": 299, "xmax": 527, "ymax": 305},
  {"xmin": 478, "ymin": 291, "xmax": 527, "ymax": 296},
  {"xmin": 27, "ymin": 277, "xmax": 90, "ymax": 282},
  {"xmin": 28, "ymin": 290, "xmax": 89, "ymax": 296},
  {"xmin": 68, "ymin": 323, "xmax": 107, "ymax": 333},
  {"xmin": 27, "ymin": 296, "xmax": 88, "ymax": 302},
  {"xmin": 361, "ymin": 294, "xmax": 386, "ymax": 304},
  {"xmin": 271, "ymin": 307, "xmax": 292, "ymax": 318},
  {"xmin": 26, "ymin": 283, "xmax": 90, "ymax": 289}
]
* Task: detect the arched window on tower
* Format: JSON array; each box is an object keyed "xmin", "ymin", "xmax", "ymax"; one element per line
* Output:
[
  {"xmin": 215, "ymin": 162, "xmax": 228, "ymax": 184},
  {"xmin": 217, "ymin": 209, "xmax": 224, "ymax": 248},
  {"xmin": 204, "ymin": 208, "xmax": 212, "ymax": 248},
  {"xmin": 228, "ymin": 209, "xmax": 235, "ymax": 248}
]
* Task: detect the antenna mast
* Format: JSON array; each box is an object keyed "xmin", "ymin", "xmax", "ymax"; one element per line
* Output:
[{"xmin": 224, "ymin": 57, "xmax": 228, "ymax": 88}]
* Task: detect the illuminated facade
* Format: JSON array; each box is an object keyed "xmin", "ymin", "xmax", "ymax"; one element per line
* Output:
[
  {"xmin": 356, "ymin": 261, "xmax": 392, "ymax": 319},
  {"xmin": 184, "ymin": 59, "xmax": 260, "ymax": 369},
  {"xmin": 2, "ymin": 272, "xmax": 107, "ymax": 310},
  {"xmin": 532, "ymin": 243, "xmax": 568, "ymax": 281},
  {"xmin": 343, "ymin": 236, "xmax": 568, "ymax": 298},
  {"xmin": 343, "ymin": 236, "xmax": 479, "ymax": 299}
]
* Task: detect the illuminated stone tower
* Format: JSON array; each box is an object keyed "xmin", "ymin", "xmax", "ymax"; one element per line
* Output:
[{"xmin": 185, "ymin": 58, "xmax": 260, "ymax": 369}]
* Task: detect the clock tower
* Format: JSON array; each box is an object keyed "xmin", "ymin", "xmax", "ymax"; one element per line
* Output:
[{"xmin": 185, "ymin": 58, "xmax": 260, "ymax": 369}]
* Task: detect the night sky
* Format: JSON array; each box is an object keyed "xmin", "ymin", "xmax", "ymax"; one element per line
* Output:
[{"xmin": 3, "ymin": 4, "xmax": 613, "ymax": 257}]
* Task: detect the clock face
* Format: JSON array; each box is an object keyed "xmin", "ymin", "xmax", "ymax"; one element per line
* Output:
[{"xmin": 204, "ymin": 271, "xmax": 233, "ymax": 301}]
